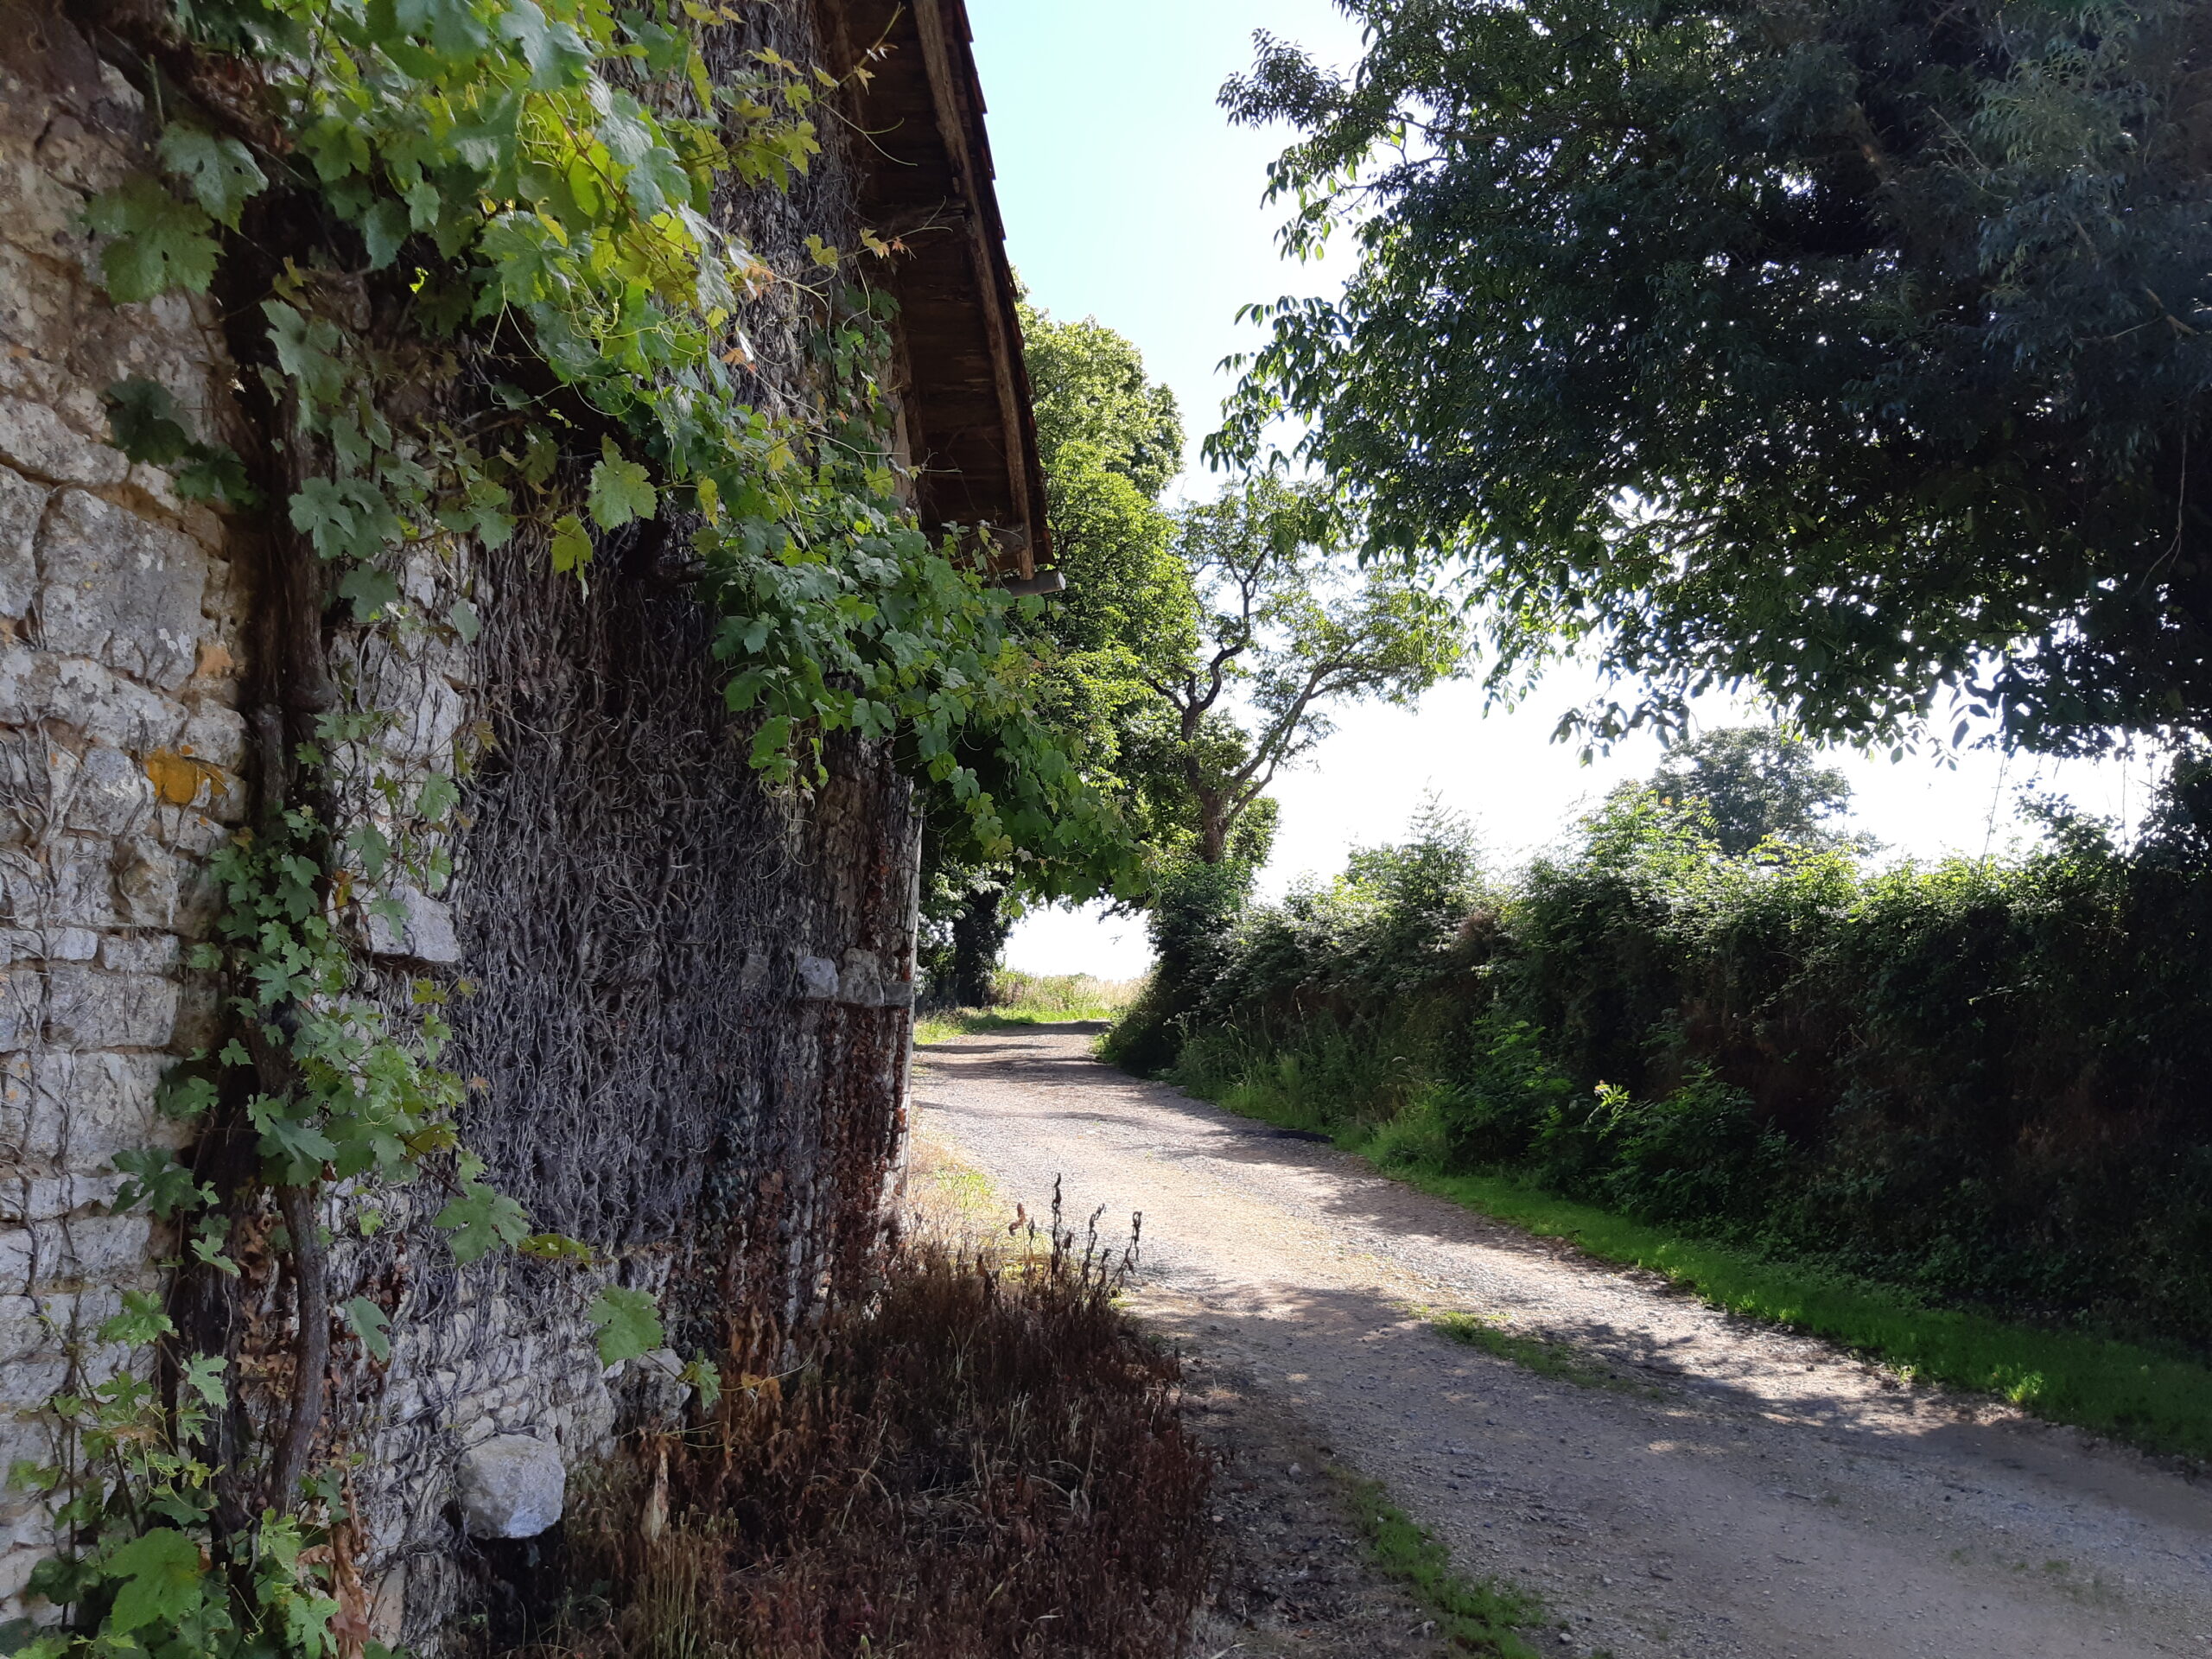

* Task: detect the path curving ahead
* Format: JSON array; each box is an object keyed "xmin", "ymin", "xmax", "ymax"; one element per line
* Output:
[{"xmin": 913, "ymin": 1027, "xmax": 2212, "ymax": 1659}]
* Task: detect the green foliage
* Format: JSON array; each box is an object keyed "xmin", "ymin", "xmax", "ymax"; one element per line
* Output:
[
  {"xmin": 1135, "ymin": 783, "xmax": 2212, "ymax": 1356},
  {"xmin": 101, "ymin": 378, "xmax": 259, "ymax": 508},
  {"xmin": 30, "ymin": 0, "xmax": 1138, "ymax": 1649},
  {"xmin": 1219, "ymin": 0, "xmax": 2212, "ymax": 756},
  {"xmin": 1158, "ymin": 475, "xmax": 1465, "ymax": 861},
  {"xmin": 1647, "ymin": 728, "xmax": 1864, "ymax": 858},
  {"xmin": 1021, "ymin": 302, "xmax": 1185, "ymax": 501},
  {"xmin": 587, "ymin": 1287, "xmax": 666, "ymax": 1365}
]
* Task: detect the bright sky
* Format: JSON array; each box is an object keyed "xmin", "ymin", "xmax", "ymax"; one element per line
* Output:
[{"xmin": 966, "ymin": 1, "xmax": 2159, "ymax": 981}]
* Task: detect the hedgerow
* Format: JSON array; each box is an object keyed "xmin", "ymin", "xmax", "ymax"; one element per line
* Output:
[{"xmin": 1132, "ymin": 794, "xmax": 2212, "ymax": 1355}]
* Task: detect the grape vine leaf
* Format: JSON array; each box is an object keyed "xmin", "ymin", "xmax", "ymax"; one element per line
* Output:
[
  {"xmin": 550, "ymin": 512, "xmax": 594, "ymax": 574},
  {"xmin": 344, "ymin": 1296, "xmax": 392, "ymax": 1363},
  {"xmin": 436, "ymin": 1182, "xmax": 530, "ymax": 1263},
  {"xmin": 101, "ymin": 377, "xmax": 194, "ymax": 467},
  {"xmin": 156, "ymin": 123, "xmax": 267, "ymax": 228},
  {"xmin": 587, "ymin": 1286, "xmax": 664, "ymax": 1365},
  {"xmin": 85, "ymin": 176, "xmax": 219, "ymax": 302},
  {"xmin": 100, "ymin": 1528, "xmax": 206, "ymax": 1634},
  {"xmin": 588, "ymin": 438, "xmax": 656, "ymax": 529}
]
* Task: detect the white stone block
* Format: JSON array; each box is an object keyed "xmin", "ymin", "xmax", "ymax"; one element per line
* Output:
[
  {"xmin": 36, "ymin": 492, "xmax": 207, "ymax": 691},
  {"xmin": 456, "ymin": 1436, "xmax": 565, "ymax": 1541},
  {"xmin": 0, "ymin": 397, "xmax": 125, "ymax": 490}
]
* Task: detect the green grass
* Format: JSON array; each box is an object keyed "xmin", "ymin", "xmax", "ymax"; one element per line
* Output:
[
  {"xmin": 914, "ymin": 972, "xmax": 1143, "ymax": 1047},
  {"xmin": 913, "ymin": 1006, "xmax": 1125, "ymax": 1046},
  {"xmin": 1196, "ymin": 1080, "xmax": 2212, "ymax": 1463},
  {"xmin": 1335, "ymin": 1472, "xmax": 1552, "ymax": 1657},
  {"xmin": 1433, "ymin": 1313, "xmax": 1644, "ymax": 1393}
]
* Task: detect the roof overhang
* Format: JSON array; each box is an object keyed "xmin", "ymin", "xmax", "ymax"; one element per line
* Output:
[{"xmin": 823, "ymin": 0, "xmax": 1050, "ymax": 580}]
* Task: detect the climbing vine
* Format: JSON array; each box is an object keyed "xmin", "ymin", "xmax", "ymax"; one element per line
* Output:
[{"xmin": 5, "ymin": 0, "xmax": 1118, "ymax": 1650}]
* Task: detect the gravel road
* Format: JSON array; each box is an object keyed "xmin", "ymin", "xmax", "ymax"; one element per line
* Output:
[{"xmin": 912, "ymin": 1027, "xmax": 2212, "ymax": 1659}]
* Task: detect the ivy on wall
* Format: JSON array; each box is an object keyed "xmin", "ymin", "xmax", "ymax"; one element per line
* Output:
[{"xmin": 5, "ymin": 0, "xmax": 1119, "ymax": 1650}]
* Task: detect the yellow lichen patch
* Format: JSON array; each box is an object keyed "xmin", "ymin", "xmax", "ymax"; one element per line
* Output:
[{"xmin": 144, "ymin": 748, "xmax": 220, "ymax": 806}]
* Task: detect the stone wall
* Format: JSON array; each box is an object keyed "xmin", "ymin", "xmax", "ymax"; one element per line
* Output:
[
  {"xmin": 0, "ymin": 2, "xmax": 923, "ymax": 1646},
  {"xmin": 0, "ymin": 15, "xmax": 251, "ymax": 1615}
]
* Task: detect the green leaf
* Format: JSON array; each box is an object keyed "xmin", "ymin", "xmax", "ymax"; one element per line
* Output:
[
  {"xmin": 436, "ymin": 1181, "xmax": 530, "ymax": 1263},
  {"xmin": 111, "ymin": 1148, "xmax": 207, "ymax": 1218},
  {"xmin": 361, "ymin": 198, "xmax": 410, "ymax": 270},
  {"xmin": 156, "ymin": 123, "xmax": 266, "ymax": 229},
  {"xmin": 416, "ymin": 771, "xmax": 460, "ymax": 823},
  {"xmin": 344, "ymin": 1296, "xmax": 392, "ymax": 1362},
  {"xmin": 173, "ymin": 444, "xmax": 259, "ymax": 509},
  {"xmin": 101, "ymin": 1528, "xmax": 206, "ymax": 1634},
  {"xmin": 96, "ymin": 1288, "xmax": 175, "ymax": 1347},
  {"xmin": 587, "ymin": 438, "xmax": 657, "ymax": 530},
  {"xmin": 181, "ymin": 1355, "xmax": 228, "ymax": 1409},
  {"xmin": 550, "ymin": 512, "xmax": 594, "ymax": 575},
  {"xmin": 587, "ymin": 1286, "xmax": 664, "ymax": 1365},
  {"xmin": 681, "ymin": 1356, "xmax": 722, "ymax": 1410},
  {"xmin": 339, "ymin": 564, "xmax": 404, "ymax": 621},
  {"xmin": 263, "ymin": 301, "xmax": 351, "ymax": 410},
  {"xmin": 85, "ymin": 176, "xmax": 219, "ymax": 301},
  {"xmin": 102, "ymin": 377, "xmax": 193, "ymax": 466},
  {"xmin": 448, "ymin": 599, "xmax": 482, "ymax": 642}
]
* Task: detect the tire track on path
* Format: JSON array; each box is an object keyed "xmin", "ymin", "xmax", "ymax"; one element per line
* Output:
[{"xmin": 914, "ymin": 1027, "xmax": 2212, "ymax": 1659}]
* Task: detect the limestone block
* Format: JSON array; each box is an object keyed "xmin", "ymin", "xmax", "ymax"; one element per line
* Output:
[
  {"xmin": 10, "ymin": 1052, "xmax": 165, "ymax": 1166},
  {"xmin": 0, "ymin": 969, "xmax": 42, "ymax": 1050},
  {"xmin": 837, "ymin": 949, "xmax": 884, "ymax": 1007},
  {"xmin": 113, "ymin": 839, "xmax": 177, "ymax": 927},
  {"xmin": 96, "ymin": 933, "xmax": 177, "ymax": 974},
  {"xmin": 0, "ymin": 837, "xmax": 127, "ymax": 930},
  {"xmin": 0, "ymin": 646, "xmax": 188, "ymax": 753},
  {"xmin": 0, "ymin": 397, "xmax": 124, "ymax": 491},
  {"xmin": 0, "ymin": 1214, "xmax": 153, "ymax": 1294},
  {"xmin": 455, "ymin": 1436, "xmax": 565, "ymax": 1540},
  {"xmin": 797, "ymin": 955, "xmax": 838, "ymax": 999},
  {"xmin": 40, "ymin": 930, "xmax": 96, "ymax": 963},
  {"xmin": 44, "ymin": 967, "xmax": 176, "ymax": 1049},
  {"xmin": 0, "ymin": 467, "xmax": 43, "ymax": 620},
  {"xmin": 364, "ymin": 884, "xmax": 461, "ymax": 965},
  {"xmin": 60, "ymin": 744, "xmax": 151, "ymax": 838},
  {"xmin": 179, "ymin": 706, "xmax": 246, "ymax": 772},
  {"xmin": 36, "ymin": 492, "xmax": 206, "ymax": 691}
]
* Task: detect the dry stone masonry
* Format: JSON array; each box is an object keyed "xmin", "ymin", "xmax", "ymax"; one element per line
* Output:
[
  {"xmin": 0, "ymin": 28, "xmax": 250, "ymax": 1615},
  {"xmin": 0, "ymin": 0, "xmax": 1043, "ymax": 1646}
]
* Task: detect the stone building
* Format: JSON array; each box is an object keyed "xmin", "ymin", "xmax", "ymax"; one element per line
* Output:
[{"xmin": 0, "ymin": 0, "xmax": 1046, "ymax": 1644}]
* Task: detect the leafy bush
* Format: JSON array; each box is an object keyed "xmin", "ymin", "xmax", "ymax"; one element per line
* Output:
[{"xmin": 1144, "ymin": 789, "xmax": 2212, "ymax": 1353}]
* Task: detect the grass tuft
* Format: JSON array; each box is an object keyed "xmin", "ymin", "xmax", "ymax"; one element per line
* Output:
[
  {"xmin": 1336, "ymin": 1472, "xmax": 1548, "ymax": 1656},
  {"xmin": 1433, "ymin": 1313, "xmax": 1640, "ymax": 1393}
]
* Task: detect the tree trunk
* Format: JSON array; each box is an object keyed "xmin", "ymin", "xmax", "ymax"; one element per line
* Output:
[{"xmin": 949, "ymin": 886, "xmax": 1008, "ymax": 1007}]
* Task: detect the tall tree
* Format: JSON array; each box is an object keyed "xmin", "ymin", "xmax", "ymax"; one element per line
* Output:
[
  {"xmin": 1158, "ymin": 477, "xmax": 1466, "ymax": 862},
  {"xmin": 1217, "ymin": 0, "xmax": 2212, "ymax": 758},
  {"xmin": 1646, "ymin": 728, "xmax": 1862, "ymax": 857},
  {"xmin": 918, "ymin": 304, "xmax": 1198, "ymax": 1002}
]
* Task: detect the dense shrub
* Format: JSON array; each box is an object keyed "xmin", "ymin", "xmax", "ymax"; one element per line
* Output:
[{"xmin": 1144, "ymin": 798, "xmax": 2212, "ymax": 1354}]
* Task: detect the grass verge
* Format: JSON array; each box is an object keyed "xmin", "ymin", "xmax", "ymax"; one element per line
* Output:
[
  {"xmin": 1335, "ymin": 1472, "xmax": 1550, "ymax": 1657},
  {"xmin": 915, "ymin": 971, "xmax": 1144, "ymax": 1046},
  {"xmin": 1198, "ymin": 1084, "xmax": 2212, "ymax": 1464},
  {"xmin": 1433, "ymin": 1313, "xmax": 1643, "ymax": 1394}
]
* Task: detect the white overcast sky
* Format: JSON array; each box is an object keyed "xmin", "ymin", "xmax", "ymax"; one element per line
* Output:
[{"xmin": 965, "ymin": 0, "xmax": 2158, "ymax": 980}]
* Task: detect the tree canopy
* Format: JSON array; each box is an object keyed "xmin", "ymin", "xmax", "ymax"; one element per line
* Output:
[
  {"xmin": 1160, "ymin": 478, "xmax": 1466, "ymax": 861},
  {"xmin": 1645, "ymin": 728, "xmax": 1861, "ymax": 856},
  {"xmin": 1217, "ymin": 0, "xmax": 2212, "ymax": 758}
]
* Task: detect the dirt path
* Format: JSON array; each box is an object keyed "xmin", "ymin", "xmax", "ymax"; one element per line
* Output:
[{"xmin": 912, "ymin": 1027, "xmax": 2212, "ymax": 1659}]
